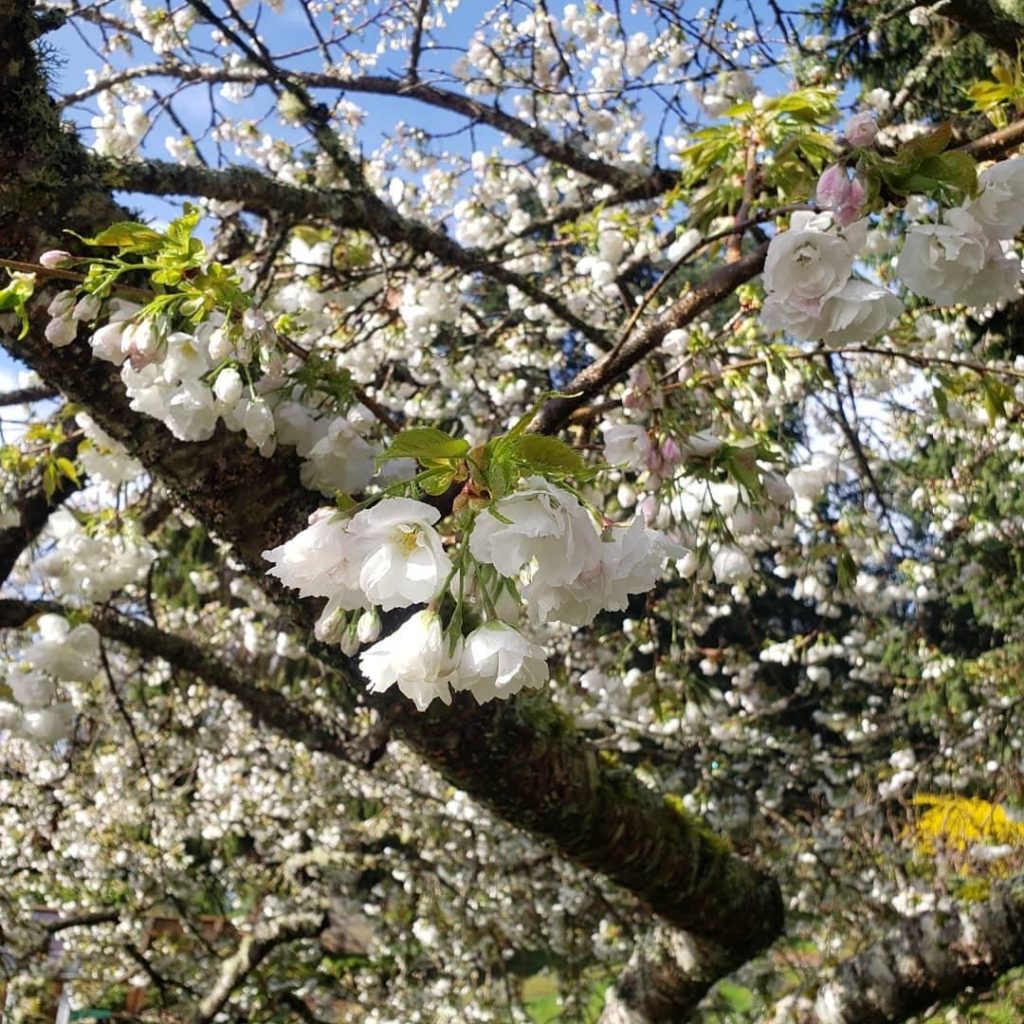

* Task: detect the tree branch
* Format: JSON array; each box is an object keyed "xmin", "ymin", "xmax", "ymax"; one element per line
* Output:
[
  {"xmin": 809, "ymin": 875, "xmax": 1024, "ymax": 1024},
  {"xmin": 0, "ymin": 384, "xmax": 57, "ymax": 406},
  {"xmin": 1, "ymin": 0, "xmax": 782, "ymax": 978},
  {"xmin": 64, "ymin": 61, "xmax": 676, "ymax": 194},
  {"xmin": 0, "ymin": 596, "xmax": 387, "ymax": 769},
  {"xmin": 96, "ymin": 156, "xmax": 609, "ymax": 348},
  {"xmin": 939, "ymin": 0, "xmax": 1024, "ymax": 56},
  {"xmin": 1, "ymin": 259, "xmax": 782, "ymax": 971},
  {"xmin": 531, "ymin": 243, "xmax": 770, "ymax": 435},
  {"xmin": 598, "ymin": 928, "xmax": 743, "ymax": 1023},
  {"xmin": 195, "ymin": 911, "xmax": 327, "ymax": 1024}
]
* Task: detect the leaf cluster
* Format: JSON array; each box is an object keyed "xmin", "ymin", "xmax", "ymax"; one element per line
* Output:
[{"xmin": 378, "ymin": 402, "xmax": 591, "ymax": 503}]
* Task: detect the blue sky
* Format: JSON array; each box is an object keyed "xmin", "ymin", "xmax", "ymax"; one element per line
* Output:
[{"xmin": 4, "ymin": 0, "xmax": 801, "ymax": 393}]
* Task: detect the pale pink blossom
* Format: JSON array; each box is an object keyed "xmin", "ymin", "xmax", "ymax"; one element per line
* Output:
[
  {"xmin": 39, "ymin": 250, "xmax": 72, "ymax": 269},
  {"xmin": 843, "ymin": 111, "xmax": 878, "ymax": 147},
  {"xmin": 816, "ymin": 165, "xmax": 866, "ymax": 226}
]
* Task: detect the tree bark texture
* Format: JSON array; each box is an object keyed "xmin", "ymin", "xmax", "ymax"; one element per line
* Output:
[
  {"xmin": 810, "ymin": 875, "xmax": 1024, "ymax": 1024},
  {"xmin": 597, "ymin": 928, "xmax": 741, "ymax": 1023},
  {"xmin": 942, "ymin": 0, "xmax": 1024, "ymax": 55}
]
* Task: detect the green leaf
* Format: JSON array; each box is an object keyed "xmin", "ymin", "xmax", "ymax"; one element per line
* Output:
[
  {"xmin": 898, "ymin": 122, "xmax": 953, "ymax": 167},
  {"xmin": 483, "ymin": 451, "xmax": 516, "ymax": 499},
  {"xmin": 380, "ymin": 427, "xmax": 469, "ymax": 463},
  {"xmin": 75, "ymin": 221, "xmax": 165, "ymax": 253},
  {"xmin": 836, "ymin": 548, "xmax": 857, "ymax": 590},
  {"xmin": 510, "ymin": 435, "xmax": 586, "ymax": 474},
  {"xmin": 151, "ymin": 266, "xmax": 183, "ymax": 286},
  {"xmin": 0, "ymin": 271, "xmax": 35, "ymax": 339},
  {"xmin": 982, "ymin": 377, "xmax": 1012, "ymax": 425},
  {"xmin": 42, "ymin": 462, "xmax": 58, "ymax": 500},
  {"xmin": 922, "ymin": 151, "xmax": 977, "ymax": 196},
  {"xmin": 167, "ymin": 204, "xmax": 200, "ymax": 242},
  {"xmin": 55, "ymin": 457, "xmax": 80, "ymax": 485},
  {"xmin": 418, "ymin": 468, "xmax": 457, "ymax": 496},
  {"xmin": 967, "ymin": 80, "xmax": 1018, "ymax": 110},
  {"xmin": 164, "ymin": 204, "xmax": 204, "ymax": 260},
  {"xmin": 762, "ymin": 87, "xmax": 838, "ymax": 123}
]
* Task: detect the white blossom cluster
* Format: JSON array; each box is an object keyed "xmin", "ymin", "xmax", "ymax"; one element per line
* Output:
[
  {"xmin": 264, "ymin": 477, "xmax": 681, "ymax": 710},
  {"xmin": 761, "ymin": 212, "xmax": 904, "ymax": 345},
  {"xmin": 43, "ymin": 288, "xmax": 386, "ymax": 495},
  {"xmin": 0, "ymin": 615, "xmax": 99, "ymax": 743},
  {"xmin": 29, "ymin": 509, "xmax": 155, "ymax": 604},
  {"xmin": 14, "ymin": 1, "xmax": 1024, "ymax": 1015},
  {"xmin": 763, "ymin": 140, "xmax": 1024, "ymax": 348},
  {"xmin": 897, "ymin": 159, "xmax": 1024, "ymax": 305}
]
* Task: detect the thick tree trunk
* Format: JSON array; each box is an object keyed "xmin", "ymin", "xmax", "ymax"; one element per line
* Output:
[
  {"xmin": 809, "ymin": 876, "xmax": 1024, "ymax": 1024},
  {"xmin": 942, "ymin": 0, "xmax": 1024, "ymax": 55},
  {"xmin": 597, "ymin": 928, "xmax": 741, "ymax": 1023},
  {"xmin": 0, "ymin": 0, "xmax": 784, "ymax": 970}
]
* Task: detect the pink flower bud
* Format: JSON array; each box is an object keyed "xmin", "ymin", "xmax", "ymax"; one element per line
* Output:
[
  {"xmin": 659, "ymin": 436, "xmax": 682, "ymax": 467},
  {"xmin": 843, "ymin": 112, "xmax": 878, "ymax": 148},
  {"xmin": 816, "ymin": 164, "xmax": 848, "ymax": 207},
  {"xmin": 39, "ymin": 250, "xmax": 72, "ymax": 270},
  {"xmin": 816, "ymin": 165, "xmax": 866, "ymax": 226},
  {"xmin": 121, "ymin": 319, "xmax": 162, "ymax": 370}
]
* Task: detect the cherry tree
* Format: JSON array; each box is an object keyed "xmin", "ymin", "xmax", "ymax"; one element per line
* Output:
[{"xmin": 4, "ymin": 0, "xmax": 1024, "ymax": 1021}]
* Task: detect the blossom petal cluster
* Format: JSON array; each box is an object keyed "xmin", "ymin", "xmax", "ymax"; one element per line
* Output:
[
  {"xmin": 265, "ymin": 477, "xmax": 681, "ymax": 711},
  {"xmin": 0, "ymin": 615, "xmax": 99, "ymax": 745},
  {"xmin": 760, "ymin": 212, "xmax": 902, "ymax": 345},
  {"xmin": 897, "ymin": 204, "xmax": 1022, "ymax": 307},
  {"xmin": 263, "ymin": 497, "xmax": 451, "ymax": 616}
]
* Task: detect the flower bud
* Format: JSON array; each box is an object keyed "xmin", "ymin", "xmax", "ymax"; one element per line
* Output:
[
  {"xmin": 315, "ymin": 605, "xmax": 348, "ymax": 645},
  {"xmin": 208, "ymin": 325, "xmax": 236, "ymax": 362},
  {"xmin": 242, "ymin": 308, "xmax": 274, "ymax": 345},
  {"xmin": 122, "ymin": 319, "xmax": 162, "ymax": 369},
  {"xmin": 356, "ymin": 609, "xmax": 381, "ymax": 644},
  {"xmin": 843, "ymin": 111, "xmax": 877, "ymax": 148},
  {"xmin": 72, "ymin": 293, "xmax": 102, "ymax": 321},
  {"xmin": 212, "ymin": 366, "xmax": 244, "ymax": 406},
  {"xmin": 44, "ymin": 316, "xmax": 77, "ymax": 348},
  {"xmin": 90, "ymin": 322, "xmax": 127, "ymax": 365},
  {"xmin": 338, "ymin": 623, "xmax": 361, "ymax": 657},
  {"xmin": 816, "ymin": 164, "xmax": 866, "ymax": 226},
  {"xmin": 39, "ymin": 250, "xmax": 72, "ymax": 269},
  {"xmin": 712, "ymin": 543, "xmax": 753, "ymax": 584},
  {"xmin": 243, "ymin": 397, "xmax": 275, "ymax": 447},
  {"xmin": 763, "ymin": 470, "xmax": 795, "ymax": 505},
  {"xmin": 47, "ymin": 290, "xmax": 76, "ymax": 318}
]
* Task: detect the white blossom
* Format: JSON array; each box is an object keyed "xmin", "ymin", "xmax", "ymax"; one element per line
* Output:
[
  {"xmin": 712, "ymin": 544, "xmax": 753, "ymax": 584},
  {"xmin": 966, "ymin": 157, "xmax": 1024, "ymax": 240},
  {"xmin": 346, "ymin": 498, "xmax": 452, "ymax": 611},
  {"xmin": 263, "ymin": 508, "xmax": 361, "ymax": 601},
  {"xmin": 897, "ymin": 208, "xmax": 1022, "ymax": 306},
  {"xmin": 469, "ymin": 476, "xmax": 602, "ymax": 589},
  {"xmin": 454, "ymin": 622, "xmax": 549, "ymax": 702},
  {"xmin": 359, "ymin": 610, "xmax": 460, "ymax": 710},
  {"xmin": 601, "ymin": 423, "xmax": 651, "ymax": 472},
  {"xmin": 821, "ymin": 279, "xmax": 902, "ymax": 346}
]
